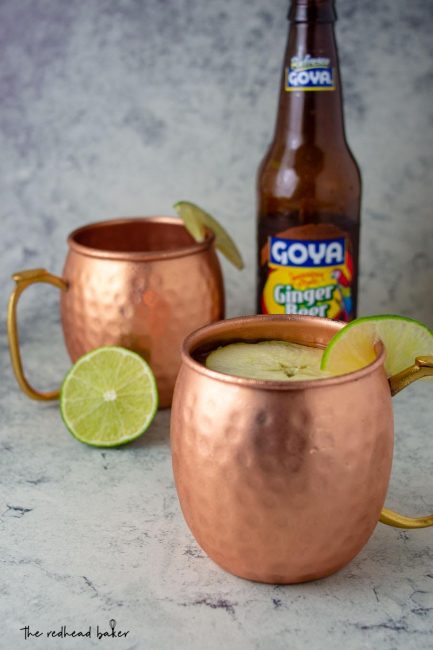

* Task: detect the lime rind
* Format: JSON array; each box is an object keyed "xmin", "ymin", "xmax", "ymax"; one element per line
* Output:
[
  {"xmin": 60, "ymin": 346, "xmax": 158, "ymax": 447},
  {"xmin": 173, "ymin": 200, "xmax": 244, "ymax": 270},
  {"xmin": 321, "ymin": 315, "xmax": 433, "ymax": 377}
]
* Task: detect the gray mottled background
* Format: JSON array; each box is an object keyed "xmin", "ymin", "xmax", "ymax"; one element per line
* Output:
[{"xmin": 0, "ymin": 0, "xmax": 432, "ymax": 328}]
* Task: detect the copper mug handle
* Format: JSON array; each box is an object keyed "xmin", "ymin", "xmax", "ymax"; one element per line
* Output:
[
  {"xmin": 7, "ymin": 269, "xmax": 68, "ymax": 401},
  {"xmin": 380, "ymin": 356, "xmax": 433, "ymax": 529}
]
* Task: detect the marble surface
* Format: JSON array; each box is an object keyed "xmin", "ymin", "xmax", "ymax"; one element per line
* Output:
[
  {"xmin": 1, "ymin": 0, "xmax": 433, "ymax": 648},
  {"xmin": 1, "ymin": 338, "xmax": 433, "ymax": 650}
]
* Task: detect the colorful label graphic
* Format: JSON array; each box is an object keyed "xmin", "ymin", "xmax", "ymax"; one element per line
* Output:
[
  {"xmin": 261, "ymin": 233, "xmax": 353, "ymax": 321},
  {"xmin": 285, "ymin": 54, "xmax": 335, "ymax": 92}
]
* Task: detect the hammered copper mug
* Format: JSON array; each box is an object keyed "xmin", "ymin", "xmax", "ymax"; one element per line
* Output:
[
  {"xmin": 7, "ymin": 217, "xmax": 224, "ymax": 407},
  {"xmin": 171, "ymin": 315, "xmax": 433, "ymax": 584}
]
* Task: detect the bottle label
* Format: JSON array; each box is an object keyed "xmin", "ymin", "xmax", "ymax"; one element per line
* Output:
[
  {"xmin": 260, "ymin": 229, "xmax": 354, "ymax": 321},
  {"xmin": 285, "ymin": 55, "xmax": 335, "ymax": 92}
]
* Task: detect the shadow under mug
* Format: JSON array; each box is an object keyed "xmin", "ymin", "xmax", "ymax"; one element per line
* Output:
[
  {"xmin": 7, "ymin": 217, "xmax": 225, "ymax": 408},
  {"xmin": 171, "ymin": 315, "xmax": 433, "ymax": 584}
]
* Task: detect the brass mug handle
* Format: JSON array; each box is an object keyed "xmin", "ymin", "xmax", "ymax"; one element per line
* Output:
[
  {"xmin": 380, "ymin": 356, "xmax": 433, "ymax": 529},
  {"xmin": 7, "ymin": 269, "xmax": 68, "ymax": 401}
]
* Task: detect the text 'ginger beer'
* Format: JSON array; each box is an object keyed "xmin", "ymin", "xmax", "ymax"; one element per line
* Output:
[{"xmin": 257, "ymin": 0, "xmax": 361, "ymax": 321}]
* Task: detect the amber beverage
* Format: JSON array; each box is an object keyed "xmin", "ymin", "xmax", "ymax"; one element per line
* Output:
[{"xmin": 257, "ymin": 0, "xmax": 361, "ymax": 321}]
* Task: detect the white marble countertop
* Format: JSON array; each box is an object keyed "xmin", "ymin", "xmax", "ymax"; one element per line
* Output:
[{"xmin": 1, "ymin": 320, "xmax": 433, "ymax": 650}]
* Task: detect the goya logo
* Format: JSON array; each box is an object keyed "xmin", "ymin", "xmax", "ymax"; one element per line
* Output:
[
  {"xmin": 286, "ymin": 55, "xmax": 335, "ymax": 91},
  {"xmin": 269, "ymin": 237, "xmax": 345, "ymax": 268}
]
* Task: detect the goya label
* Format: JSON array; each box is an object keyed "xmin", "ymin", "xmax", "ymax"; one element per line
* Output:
[
  {"xmin": 261, "ymin": 233, "xmax": 353, "ymax": 321},
  {"xmin": 285, "ymin": 54, "xmax": 335, "ymax": 92}
]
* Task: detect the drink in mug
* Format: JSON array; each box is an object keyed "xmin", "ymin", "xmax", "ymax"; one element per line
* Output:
[
  {"xmin": 202, "ymin": 338, "xmax": 330, "ymax": 381},
  {"xmin": 171, "ymin": 315, "xmax": 433, "ymax": 584},
  {"xmin": 7, "ymin": 217, "xmax": 225, "ymax": 407}
]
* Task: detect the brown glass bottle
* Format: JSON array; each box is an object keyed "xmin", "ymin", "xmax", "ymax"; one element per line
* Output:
[{"xmin": 256, "ymin": 0, "xmax": 361, "ymax": 321}]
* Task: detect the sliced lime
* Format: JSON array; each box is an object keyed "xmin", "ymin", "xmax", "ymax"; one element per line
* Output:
[
  {"xmin": 173, "ymin": 200, "xmax": 244, "ymax": 270},
  {"xmin": 60, "ymin": 346, "xmax": 158, "ymax": 447},
  {"xmin": 206, "ymin": 340, "xmax": 330, "ymax": 381},
  {"xmin": 321, "ymin": 315, "xmax": 433, "ymax": 377}
]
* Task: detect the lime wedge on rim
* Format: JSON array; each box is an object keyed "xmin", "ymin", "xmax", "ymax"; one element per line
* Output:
[
  {"xmin": 60, "ymin": 346, "xmax": 158, "ymax": 447},
  {"xmin": 321, "ymin": 315, "xmax": 433, "ymax": 377},
  {"xmin": 173, "ymin": 200, "xmax": 244, "ymax": 270}
]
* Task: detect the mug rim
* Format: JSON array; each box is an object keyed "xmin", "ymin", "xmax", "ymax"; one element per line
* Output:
[
  {"xmin": 67, "ymin": 216, "xmax": 215, "ymax": 261},
  {"xmin": 181, "ymin": 314, "xmax": 386, "ymax": 390}
]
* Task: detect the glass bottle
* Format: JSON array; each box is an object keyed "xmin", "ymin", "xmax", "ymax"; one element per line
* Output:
[{"xmin": 257, "ymin": 0, "xmax": 361, "ymax": 321}]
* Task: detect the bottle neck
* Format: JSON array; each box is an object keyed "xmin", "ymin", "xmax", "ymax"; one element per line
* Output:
[
  {"xmin": 272, "ymin": 20, "xmax": 347, "ymax": 151},
  {"xmin": 288, "ymin": 0, "xmax": 337, "ymax": 23}
]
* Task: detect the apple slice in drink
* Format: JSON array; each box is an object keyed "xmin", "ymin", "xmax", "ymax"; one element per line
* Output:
[{"xmin": 205, "ymin": 340, "xmax": 331, "ymax": 381}]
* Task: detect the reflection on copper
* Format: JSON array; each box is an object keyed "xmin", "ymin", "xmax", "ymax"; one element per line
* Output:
[
  {"xmin": 171, "ymin": 315, "xmax": 394, "ymax": 583},
  {"xmin": 8, "ymin": 217, "xmax": 225, "ymax": 406}
]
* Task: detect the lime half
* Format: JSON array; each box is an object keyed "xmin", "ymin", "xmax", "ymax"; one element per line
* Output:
[
  {"xmin": 60, "ymin": 347, "xmax": 158, "ymax": 447},
  {"xmin": 173, "ymin": 200, "xmax": 244, "ymax": 269},
  {"xmin": 321, "ymin": 315, "xmax": 433, "ymax": 377}
]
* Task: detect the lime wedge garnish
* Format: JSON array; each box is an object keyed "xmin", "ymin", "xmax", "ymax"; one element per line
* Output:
[
  {"xmin": 321, "ymin": 315, "xmax": 433, "ymax": 377},
  {"xmin": 173, "ymin": 200, "xmax": 244, "ymax": 270},
  {"xmin": 60, "ymin": 346, "xmax": 158, "ymax": 447},
  {"xmin": 206, "ymin": 340, "xmax": 330, "ymax": 381}
]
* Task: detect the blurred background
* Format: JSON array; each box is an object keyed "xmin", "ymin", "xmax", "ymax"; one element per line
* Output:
[{"xmin": 0, "ymin": 0, "xmax": 432, "ymax": 364}]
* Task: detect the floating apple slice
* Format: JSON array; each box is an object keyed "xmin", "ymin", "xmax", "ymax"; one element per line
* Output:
[
  {"xmin": 205, "ymin": 340, "xmax": 330, "ymax": 381},
  {"xmin": 174, "ymin": 201, "xmax": 244, "ymax": 270}
]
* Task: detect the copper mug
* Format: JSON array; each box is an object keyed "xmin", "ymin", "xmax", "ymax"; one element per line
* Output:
[
  {"xmin": 171, "ymin": 315, "xmax": 433, "ymax": 584},
  {"xmin": 7, "ymin": 217, "xmax": 224, "ymax": 407}
]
